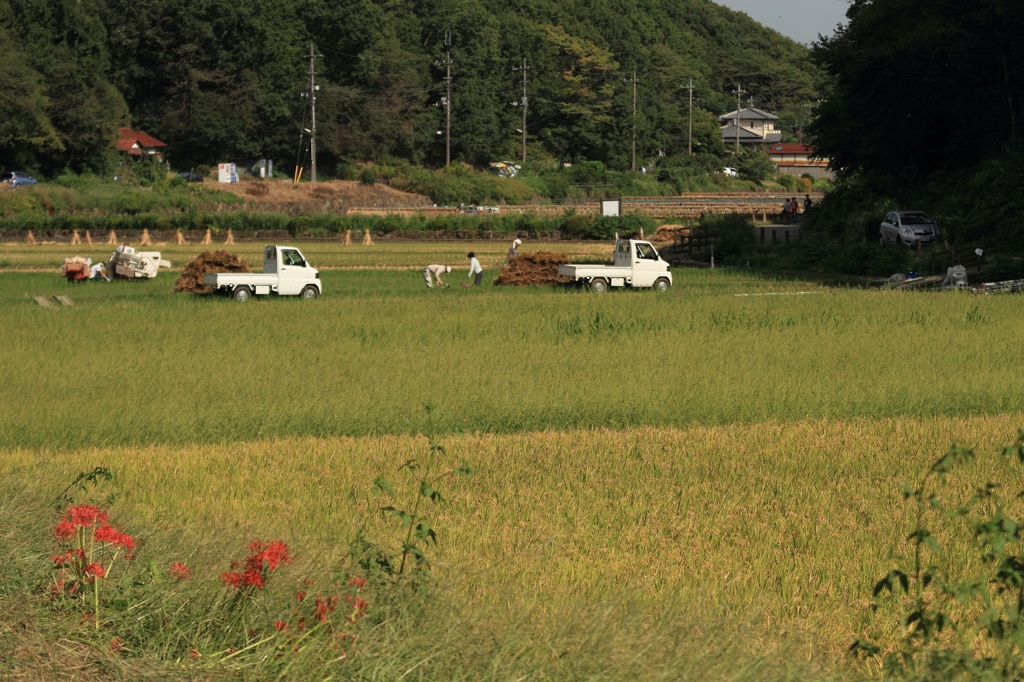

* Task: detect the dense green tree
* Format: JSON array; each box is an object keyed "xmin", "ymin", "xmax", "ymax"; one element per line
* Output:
[
  {"xmin": 0, "ymin": 21, "xmax": 61, "ymax": 170},
  {"xmin": 810, "ymin": 0, "xmax": 1024, "ymax": 182},
  {"xmin": 2, "ymin": 0, "xmax": 128, "ymax": 174}
]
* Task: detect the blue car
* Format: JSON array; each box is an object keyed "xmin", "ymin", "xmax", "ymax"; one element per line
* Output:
[{"xmin": 5, "ymin": 171, "xmax": 37, "ymax": 188}]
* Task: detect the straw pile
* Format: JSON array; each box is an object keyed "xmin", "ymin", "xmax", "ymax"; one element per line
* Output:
[
  {"xmin": 174, "ymin": 250, "xmax": 250, "ymax": 293},
  {"xmin": 493, "ymin": 251, "xmax": 571, "ymax": 287}
]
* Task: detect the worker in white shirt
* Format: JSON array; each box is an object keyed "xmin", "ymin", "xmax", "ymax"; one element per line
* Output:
[
  {"xmin": 467, "ymin": 252, "xmax": 483, "ymax": 287},
  {"xmin": 423, "ymin": 263, "xmax": 451, "ymax": 288},
  {"xmin": 89, "ymin": 261, "xmax": 110, "ymax": 281}
]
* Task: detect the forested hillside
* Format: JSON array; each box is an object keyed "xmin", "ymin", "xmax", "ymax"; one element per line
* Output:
[{"xmin": 0, "ymin": 0, "xmax": 823, "ymax": 176}]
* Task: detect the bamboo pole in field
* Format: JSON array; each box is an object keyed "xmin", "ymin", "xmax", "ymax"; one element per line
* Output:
[
  {"xmin": 343, "ymin": 229, "xmax": 352, "ymax": 245},
  {"xmin": 176, "ymin": 230, "xmax": 187, "ymax": 245},
  {"xmin": 201, "ymin": 229, "xmax": 212, "ymax": 245},
  {"xmin": 25, "ymin": 231, "xmax": 36, "ymax": 245},
  {"xmin": 70, "ymin": 230, "xmax": 81, "ymax": 245},
  {"xmin": 85, "ymin": 231, "xmax": 93, "ymax": 245},
  {"xmin": 224, "ymin": 229, "xmax": 234, "ymax": 245},
  {"xmin": 107, "ymin": 230, "xmax": 118, "ymax": 245},
  {"xmin": 139, "ymin": 229, "xmax": 152, "ymax": 246},
  {"xmin": 362, "ymin": 230, "xmax": 374, "ymax": 245}
]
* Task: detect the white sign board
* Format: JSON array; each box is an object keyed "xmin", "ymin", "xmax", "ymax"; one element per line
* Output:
[
  {"xmin": 601, "ymin": 199, "xmax": 621, "ymax": 217},
  {"xmin": 218, "ymin": 162, "xmax": 238, "ymax": 183}
]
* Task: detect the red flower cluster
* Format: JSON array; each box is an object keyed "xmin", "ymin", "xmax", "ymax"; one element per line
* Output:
[
  {"xmin": 221, "ymin": 540, "xmax": 291, "ymax": 591},
  {"xmin": 51, "ymin": 505, "xmax": 135, "ymax": 589},
  {"xmin": 170, "ymin": 562, "xmax": 191, "ymax": 580},
  {"xmin": 314, "ymin": 594, "xmax": 339, "ymax": 623},
  {"xmin": 53, "ymin": 505, "xmax": 134, "ymax": 552},
  {"xmin": 94, "ymin": 523, "xmax": 135, "ymax": 550}
]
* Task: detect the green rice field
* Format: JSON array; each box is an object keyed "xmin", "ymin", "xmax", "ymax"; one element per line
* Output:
[{"xmin": 2, "ymin": 241, "xmax": 1024, "ymax": 679}]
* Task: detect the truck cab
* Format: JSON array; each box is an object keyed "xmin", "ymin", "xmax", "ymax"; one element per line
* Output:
[
  {"xmin": 613, "ymin": 239, "xmax": 668, "ymax": 288},
  {"xmin": 263, "ymin": 245, "xmax": 316, "ymax": 295}
]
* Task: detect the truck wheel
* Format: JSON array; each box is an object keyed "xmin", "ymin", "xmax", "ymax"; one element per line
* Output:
[
  {"xmin": 301, "ymin": 285, "xmax": 319, "ymax": 300},
  {"xmin": 233, "ymin": 286, "xmax": 252, "ymax": 302},
  {"xmin": 653, "ymin": 278, "xmax": 671, "ymax": 293},
  {"xmin": 589, "ymin": 278, "xmax": 609, "ymax": 294}
]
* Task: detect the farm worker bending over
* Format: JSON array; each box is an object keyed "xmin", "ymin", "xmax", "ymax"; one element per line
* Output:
[
  {"xmin": 89, "ymin": 262, "xmax": 110, "ymax": 281},
  {"xmin": 467, "ymin": 252, "xmax": 483, "ymax": 287},
  {"xmin": 423, "ymin": 263, "xmax": 451, "ymax": 288},
  {"xmin": 503, "ymin": 238, "xmax": 522, "ymax": 267}
]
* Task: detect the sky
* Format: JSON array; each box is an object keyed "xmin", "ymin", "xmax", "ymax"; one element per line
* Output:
[{"xmin": 714, "ymin": 0, "xmax": 850, "ymax": 45}]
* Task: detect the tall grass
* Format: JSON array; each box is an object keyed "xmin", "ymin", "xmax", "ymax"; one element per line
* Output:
[
  {"xmin": 1, "ymin": 268, "xmax": 1023, "ymax": 450},
  {"xmin": 2, "ymin": 417, "xmax": 1021, "ymax": 678}
]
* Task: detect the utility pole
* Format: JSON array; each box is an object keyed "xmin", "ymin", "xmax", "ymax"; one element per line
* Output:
[
  {"xmin": 625, "ymin": 70, "xmax": 639, "ymax": 171},
  {"xmin": 512, "ymin": 58, "xmax": 528, "ymax": 163},
  {"xmin": 731, "ymin": 83, "xmax": 746, "ymax": 156},
  {"xmin": 682, "ymin": 78, "xmax": 696, "ymax": 156},
  {"xmin": 307, "ymin": 43, "xmax": 321, "ymax": 183},
  {"xmin": 440, "ymin": 30, "xmax": 452, "ymax": 166}
]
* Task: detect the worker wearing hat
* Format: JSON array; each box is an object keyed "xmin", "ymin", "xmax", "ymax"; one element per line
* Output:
[
  {"xmin": 503, "ymin": 238, "xmax": 522, "ymax": 267},
  {"xmin": 423, "ymin": 263, "xmax": 451, "ymax": 288}
]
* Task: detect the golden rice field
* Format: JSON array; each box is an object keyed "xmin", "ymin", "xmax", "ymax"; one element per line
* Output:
[{"xmin": 2, "ymin": 240, "xmax": 1024, "ymax": 679}]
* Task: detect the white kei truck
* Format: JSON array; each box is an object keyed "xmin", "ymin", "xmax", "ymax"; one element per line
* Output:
[
  {"xmin": 203, "ymin": 245, "xmax": 322, "ymax": 301},
  {"xmin": 558, "ymin": 238, "xmax": 673, "ymax": 293}
]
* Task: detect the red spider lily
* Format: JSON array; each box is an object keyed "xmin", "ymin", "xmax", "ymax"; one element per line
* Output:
[
  {"xmin": 93, "ymin": 524, "xmax": 135, "ymax": 550},
  {"xmin": 314, "ymin": 594, "xmax": 339, "ymax": 623},
  {"xmin": 51, "ymin": 504, "xmax": 135, "ymax": 631},
  {"xmin": 51, "ymin": 548, "xmax": 85, "ymax": 567},
  {"xmin": 65, "ymin": 505, "xmax": 108, "ymax": 528},
  {"xmin": 296, "ymin": 590, "xmax": 306, "ymax": 602},
  {"xmin": 54, "ymin": 521, "xmax": 76, "ymax": 540},
  {"xmin": 170, "ymin": 562, "xmax": 191, "ymax": 579},
  {"xmin": 110, "ymin": 637, "xmax": 125, "ymax": 653},
  {"xmin": 248, "ymin": 540, "xmax": 291, "ymax": 571},
  {"xmin": 222, "ymin": 540, "xmax": 290, "ymax": 591},
  {"xmin": 274, "ymin": 619, "xmax": 288, "ymax": 631},
  {"xmin": 348, "ymin": 576, "xmax": 367, "ymax": 589}
]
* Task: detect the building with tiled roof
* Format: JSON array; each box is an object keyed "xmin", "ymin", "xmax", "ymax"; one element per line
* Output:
[
  {"xmin": 767, "ymin": 143, "xmax": 833, "ymax": 180},
  {"xmin": 117, "ymin": 128, "xmax": 167, "ymax": 160},
  {"xmin": 719, "ymin": 108, "xmax": 781, "ymax": 147}
]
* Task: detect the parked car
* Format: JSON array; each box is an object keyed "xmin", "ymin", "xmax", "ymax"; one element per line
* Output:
[
  {"xmin": 177, "ymin": 170, "xmax": 204, "ymax": 183},
  {"xmin": 4, "ymin": 171, "xmax": 37, "ymax": 188},
  {"xmin": 722, "ymin": 167, "xmax": 739, "ymax": 178},
  {"xmin": 879, "ymin": 210, "xmax": 941, "ymax": 246}
]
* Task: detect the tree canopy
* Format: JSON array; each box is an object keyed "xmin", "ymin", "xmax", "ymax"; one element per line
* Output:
[{"xmin": 0, "ymin": 0, "xmax": 824, "ymax": 176}]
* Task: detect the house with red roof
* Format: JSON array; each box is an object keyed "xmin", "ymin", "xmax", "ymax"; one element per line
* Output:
[
  {"xmin": 116, "ymin": 127, "xmax": 167, "ymax": 161},
  {"xmin": 767, "ymin": 143, "xmax": 833, "ymax": 180}
]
